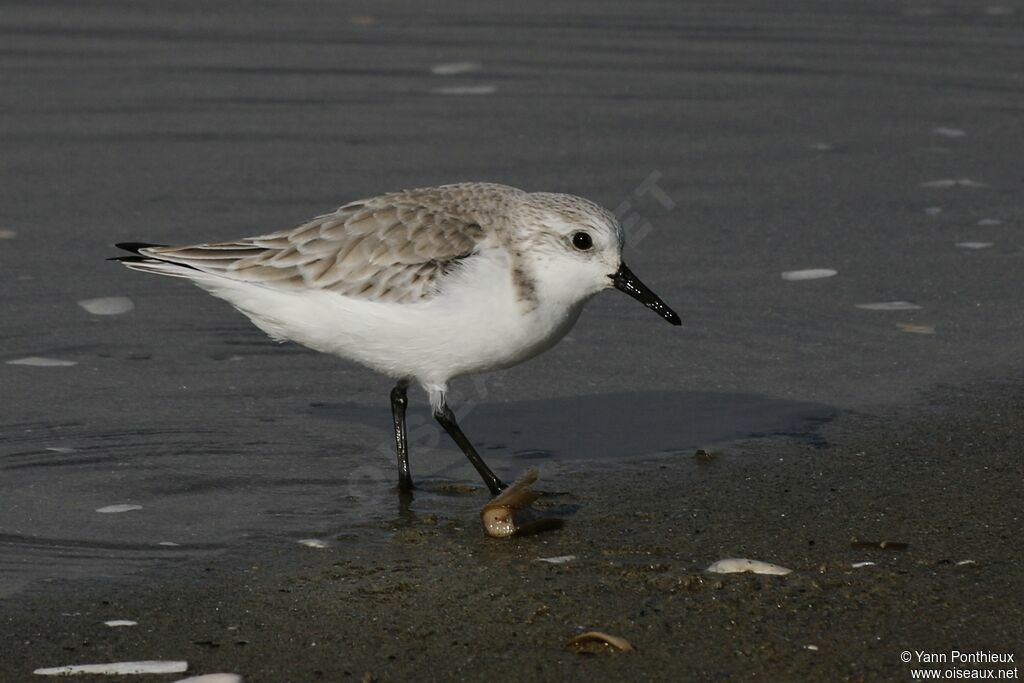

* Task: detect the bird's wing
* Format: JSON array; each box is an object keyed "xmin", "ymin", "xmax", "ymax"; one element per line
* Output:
[{"xmin": 134, "ymin": 192, "xmax": 493, "ymax": 303}]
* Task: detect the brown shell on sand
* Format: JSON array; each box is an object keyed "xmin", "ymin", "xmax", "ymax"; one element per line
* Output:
[
  {"xmin": 567, "ymin": 631, "xmax": 636, "ymax": 654},
  {"xmin": 479, "ymin": 469, "xmax": 563, "ymax": 538}
]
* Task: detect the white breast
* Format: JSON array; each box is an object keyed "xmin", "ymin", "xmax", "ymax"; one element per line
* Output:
[{"xmin": 191, "ymin": 248, "xmax": 586, "ymax": 389}]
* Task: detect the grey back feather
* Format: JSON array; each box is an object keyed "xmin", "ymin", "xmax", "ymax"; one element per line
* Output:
[{"xmin": 140, "ymin": 183, "xmax": 524, "ymax": 303}]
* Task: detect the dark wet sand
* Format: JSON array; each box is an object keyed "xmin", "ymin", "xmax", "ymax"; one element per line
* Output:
[
  {"xmin": 3, "ymin": 379, "xmax": 1021, "ymax": 681},
  {"xmin": 2, "ymin": 1, "xmax": 1023, "ymax": 680}
]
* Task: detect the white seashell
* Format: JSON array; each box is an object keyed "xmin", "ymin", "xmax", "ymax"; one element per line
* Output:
[
  {"xmin": 851, "ymin": 561, "xmax": 876, "ymax": 568},
  {"xmin": 855, "ymin": 301, "xmax": 922, "ymax": 311},
  {"xmin": 34, "ymin": 661, "xmax": 188, "ymax": 676},
  {"xmin": 896, "ymin": 323, "xmax": 935, "ymax": 335},
  {"xmin": 78, "ymin": 296, "xmax": 135, "ymax": 316},
  {"xmin": 6, "ymin": 357, "xmax": 77, "ymax": 367},
  {"xmin": 298, "ymin": 539, "xmax": 328, "ymax": 549},
  {"xmin": 536, "ymin": 555, "xmax": 576, "ymax": 564},
  {"xmin": 706, "ymin": 558, "xmax": 792, "ymax": 576},
  {"xmin": 781, "ymin": 269, "xmax": 837, "ymax": 281},
  {"xmin": 103, "ymin": 620, "xmax": 137, "ymax": 627},
  {"xmin": 96, "ymin": 504, "xmax": 143, "ymax": 514}
]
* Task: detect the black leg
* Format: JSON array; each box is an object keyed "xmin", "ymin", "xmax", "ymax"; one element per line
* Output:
[
  {"xmin": 434, "ymin": 401, "xmax": 506, "ymax": 496},
  {"xmin": 390, "ymin": 380, "xmax": 413, "ymax": 492}
]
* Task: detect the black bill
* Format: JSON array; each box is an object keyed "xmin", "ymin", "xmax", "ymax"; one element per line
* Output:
[{"xmin": 610, "ymin": 262, "xmax": 681, "ymax": 326}]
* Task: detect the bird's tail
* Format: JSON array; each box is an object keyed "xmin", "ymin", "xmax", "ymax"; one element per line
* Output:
[{"xmin": 110, "ymin": 242, "xmax": 201, "ymax": 279}]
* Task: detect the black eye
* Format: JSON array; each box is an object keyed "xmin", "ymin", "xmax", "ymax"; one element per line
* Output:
[{"xmin": 572, "ymin": 232, "xmax": 593, "ymax": 251}]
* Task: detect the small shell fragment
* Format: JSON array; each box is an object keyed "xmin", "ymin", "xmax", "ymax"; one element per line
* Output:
[
  {"xmin": 480, "ymin": 469, "xmax": 562, "ymax": 538},
  {"xmin": 567, "ymin": 631, "xmax": 635, "ymax": 653},
  {"xmin": 34, "ymin": 661, "xmax": 189, "ymax": 676},
  {"xmin": 96, "ymin": 504, "xmax": 142, "ymax": 514},
  {"xmin": 173, "ymin": 675, "xmax": 244, "ymax": 683},
  {"xmin": 78, "ymin": 296, "xmax": 134, "ymax": 315},
  {"xmin": 956, "ymin": 241, "xmax": 994, "ymax": 249},
  {"xmin": 6, "ymin": 357, "xmax": 77, "ymax": 367},
  {"xmin": 851, "ymin": 561, "xmax": 876, "ymax": 568},
  {"xmin": 781, "ymin": 268, "xmax": 837, "ymax": 281},
  {"xmin": 706, "ymin": 558, "xmax": 792, "ymax": 576},
  {"xmin": 298, "ymin": 539, "xmax": 328, "ymax": 549},
  {"xmin": 536, "ymin": 555, "xmax": 576, "ymax": 564},
  {"xmin": 104, "ymin": 620, "xmax": 137, "ymax": 627},
  {"xmin": 896, "ymin": 323, "xmax": 935, "ymax": 335},
  {"xmin": 855, "ymin": 301, "xmax": 922, "ymax": 311}
]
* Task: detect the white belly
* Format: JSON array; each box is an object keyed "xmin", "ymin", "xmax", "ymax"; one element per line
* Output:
[{"xmin": 195, "ymin": 250, "xmax": 586, "ymax": 389}]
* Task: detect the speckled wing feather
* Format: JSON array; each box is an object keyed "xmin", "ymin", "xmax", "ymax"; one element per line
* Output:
[{"xmin": 137, "ymin": 185, "xmax": 513, "ymax": 303}]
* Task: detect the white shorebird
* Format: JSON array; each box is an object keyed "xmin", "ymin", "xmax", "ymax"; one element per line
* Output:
[{"xmin": 114, "ymin": 183, "xmax": 680, "ymax": 495}]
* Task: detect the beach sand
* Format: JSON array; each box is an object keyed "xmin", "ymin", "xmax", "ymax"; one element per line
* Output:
[{"xmin": 1, "ymin": 1, "xmax": 1022, "ymax": 680}]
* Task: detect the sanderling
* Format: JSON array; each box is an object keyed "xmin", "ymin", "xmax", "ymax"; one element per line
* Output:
[{"xmin": 114, "ymin": 182, "xmax": 679, "ymax": 495}]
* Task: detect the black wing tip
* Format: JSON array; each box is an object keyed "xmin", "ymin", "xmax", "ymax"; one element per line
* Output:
[
  {"xmin": 110, "ymin": 242, "xmax": 169, "ymax": 262},
  {"xmin": 115, "ymin": 242, "xmax": 165, "ymax": 254},
  {"xmin": 109, "ymin": 254, "xmax": 150, "ymax": 263}
]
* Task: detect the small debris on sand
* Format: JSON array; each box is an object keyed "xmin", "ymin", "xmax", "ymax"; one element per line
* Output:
[
  {"xmin": 849, "ymin": 539, "xmax": 909, "ymax": 551},
  {"xmin": 6, "ymin": 357, "xmax": 77, "ymax": 367},
  {"xmin": 706, "ymin": 558, "xmax": 792, "ymax": 576},
  {"xmin": 781, "ymin": 268, "xmax": 837, "ymax": 281},
  {"xmin": 34, "ymin": 660, "xmax": 188, "ymax": 676},
  {"xmin": 78, "ymin": 296, "xmax": 135, "ymax": 316},
  {"xmin": 567, "ymin": 631, "xmax": 635, "ymax": 654},
  {"xmin": 96, "ymin": 504, "xmax": 143, "ymax": 514}
]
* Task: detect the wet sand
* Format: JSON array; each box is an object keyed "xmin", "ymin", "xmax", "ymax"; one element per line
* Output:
[
  {"xmin": 1, "ymin": 0, "xmax": 1023, "ymax": 680},
  {"xmin": 3, "ymin": 380, "xmax": 1021, "ymax": 681}
]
